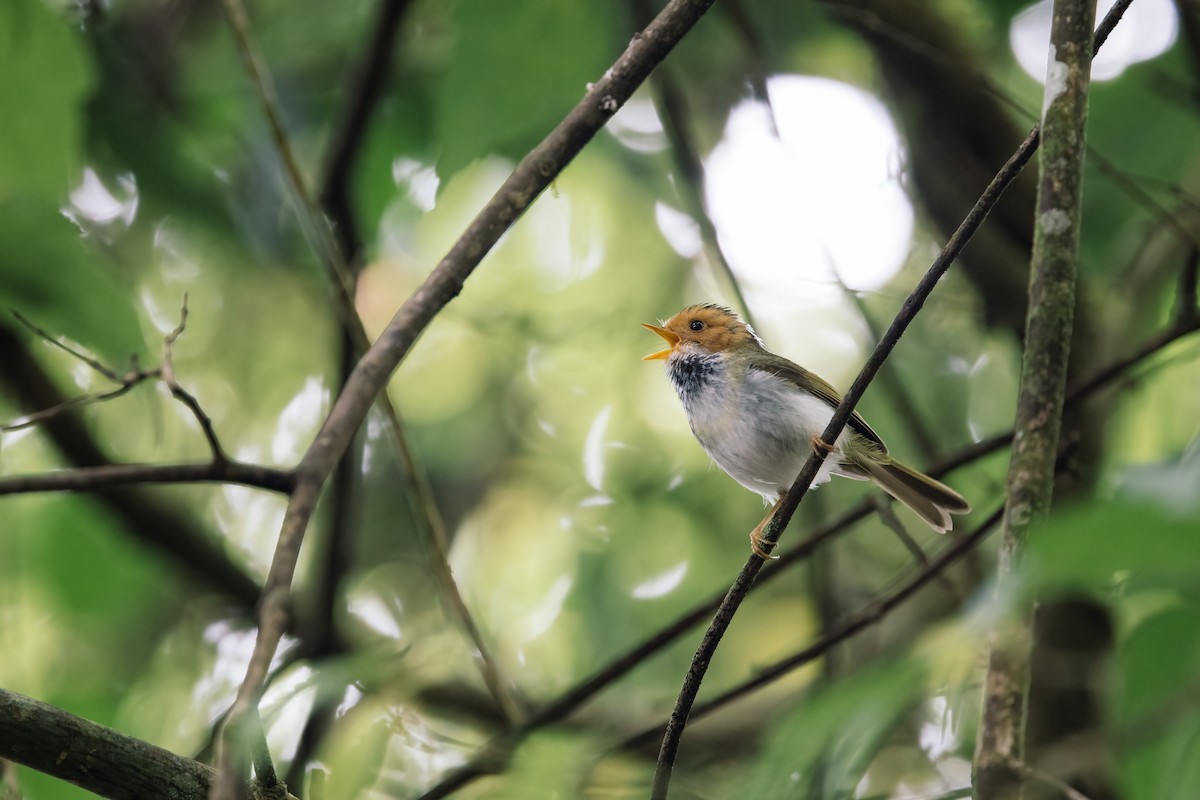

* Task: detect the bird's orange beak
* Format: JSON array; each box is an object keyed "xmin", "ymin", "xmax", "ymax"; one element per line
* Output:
[{"xmin": 641, "ymin": 323, "xmax": 680, "ymax": 361}]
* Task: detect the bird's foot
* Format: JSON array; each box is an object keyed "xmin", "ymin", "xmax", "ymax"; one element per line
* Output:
[
  {"xmin": 749, "ymin": 522, "xmax": 779, "ymax": 561},
  {"xmin": 810, "ymin": 435, "xmax": 835, "ymax": 456}
]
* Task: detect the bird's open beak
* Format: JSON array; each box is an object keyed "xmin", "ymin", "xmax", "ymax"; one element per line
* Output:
[{"xmin": 641, "ymin": 323, "xmax": 680, "ymax": 361}]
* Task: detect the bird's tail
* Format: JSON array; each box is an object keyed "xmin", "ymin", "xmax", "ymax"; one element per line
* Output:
[{"xmin": 859, "ymin": 458, "xmax": 972, "ymax": 533}]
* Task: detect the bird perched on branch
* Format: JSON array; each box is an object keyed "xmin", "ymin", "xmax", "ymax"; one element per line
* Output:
[{"xmin": 643, "ymin": 304, "xmax": 970, "ymax": 558}]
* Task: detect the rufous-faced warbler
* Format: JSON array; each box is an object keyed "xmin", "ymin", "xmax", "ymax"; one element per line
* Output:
[{"xmin": 643, "ymin": 303, "xmax": 970, "ymax": 558}]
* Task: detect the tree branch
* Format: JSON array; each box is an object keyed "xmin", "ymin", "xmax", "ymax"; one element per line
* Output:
[
  {"xmin": 975, "ymin": 0, "xmax": 1096, "ymax": 796},
  {"xmin": 319, "ymin": 0, "xmax": 414, "ymax": 258},
  {"xmin": 210, "ymin": 1, "xmax": 726, "ymax": 798},
  {"xmin": 0, "ymin": 462, "xmax": 294, "ymax": 495},
  {"xmin": 0, "ymin": 688, "xmax": 294, "ymax": 800}
]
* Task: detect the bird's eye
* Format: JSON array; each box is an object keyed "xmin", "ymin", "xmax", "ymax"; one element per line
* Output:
[{"xmin": 689, "ymin": 320, "xmax": 705, "ymax": 332}]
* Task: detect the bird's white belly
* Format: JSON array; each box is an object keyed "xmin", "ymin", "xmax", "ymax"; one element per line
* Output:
[{"xmin": 683, "ymin": 367, "xmax": 852, "ymax": 501}]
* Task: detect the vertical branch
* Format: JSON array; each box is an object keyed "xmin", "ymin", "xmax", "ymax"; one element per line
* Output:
[{"xmin": 973, "ymin": 1, "xmax": 1096, "ymax": 797}]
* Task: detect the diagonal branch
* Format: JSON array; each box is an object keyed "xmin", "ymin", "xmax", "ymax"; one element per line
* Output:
[
  {"xmin": 8, "ymin": 310, "xmax": 125, "ymax": 382},
  {"xmin": 0, "ymin": 462, "xmax": 294, "ymax": 496},
  {"xmin": 2, "ymin": 311, "xmax": 159, "ymax": 433},
  {"xmin": 210, "ymin": 1, "xmax": 727, "ymax": 798},
  {"xmin": 650, "ymin": 3, "xmax": 1135, "ymax": 794},
  {"xmin": 0, "ymin": 687, "xmax": 295, "ymax": 800}
]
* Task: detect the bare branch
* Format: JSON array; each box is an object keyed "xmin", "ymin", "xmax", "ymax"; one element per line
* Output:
[
  {"xmin": 874, "ymin": 495, "xmax": 961, "ymax": 603},
  {"xmin": 160, "ymin": 294, "xmax": 228, "ymax": 464},
  {"xmin": 10, "ymin": 309, "xmax": 125, "ymax": 383},
  {"xmin": 0, "ymin": 687, "xmax": 295, "ymax": 800},
  {"xmin": 319, "ymin": 0, "xmax": 415, "ymax": 258},
  {"xmin": 1007, "ymin": 758, "xmax": 1096, "ymax": 800},
  {"xmin": 0, "ymin": 462, "xmax": 294, "ymax": 496},
  {"xmin": 0, "ymin": 324, "xmax": 269, "ymax": 615},
  {"xmin": 2, "ymin": 310, "xmax": 160, "ymax": 432},
  {"xmin": 0, "ymin": 380, "xmax": 151, "ymax": 432}
]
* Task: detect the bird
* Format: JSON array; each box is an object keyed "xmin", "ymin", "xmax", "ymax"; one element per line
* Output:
[{"xmin": 642, "ymin": 303, "xmax": 971, "ymax": 558}]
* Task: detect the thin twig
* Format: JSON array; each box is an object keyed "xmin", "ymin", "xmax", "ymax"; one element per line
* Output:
[
  {"xmin": 216, "ymin": 0, "xmax": 353, "ymax": 303},
  {"xmin": 873, "ymin": 496, "xmax": 961, "ymax": 603},
  {"xmin": 210, "ymin": 2, "xmax": 726, "ymax": 799},
  {"xmin": 10, "ymin": 309, "xmax": 124, "ymax": 382},
  {"xmin": 860, "ymin": 787, "xmax": 972, "ymax": 800},
  {"xmin": 161, "ymin": 294, "xmax": 228, "ymax": 463},
  {"xmin": 651, "ymin": 2, "xmax": 1137, "ymax": 790},
  {"xmin": 1007, "ymin": 758, "xmax": 1095, "ymax": 800},
  {"xmin": 0, "ymin": 462, "xmax": 294, "ymax": 496},
  {"xmin": 2, "ymin": 311, "xmax": 160, "ymax": 432},
  {"xmin": 0, "ymin": 380, "xmax": 154, "ymax": 432},
  {"xmin": 0, "ymin": 324, "xmax": 301, "ymax": 635}
]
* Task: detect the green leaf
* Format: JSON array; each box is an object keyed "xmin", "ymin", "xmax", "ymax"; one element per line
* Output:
[
  {"xmin": 0, "ymin": 0, "xmax": 92, "ymax": 199},
  {"xmin": 1026, "ymin": 499, "xmax": 1200, "ymax": 593},
  {"xmin": 1116, "ymin": 605, "xmax": 1200, "ymax": 724},
  {"xmin": 740, "ymin": 658, "xmax": 926, "ymax": 798},
  {"xmin": 435, "ymin": 0, "xmax": 616, "ymax": 179}
]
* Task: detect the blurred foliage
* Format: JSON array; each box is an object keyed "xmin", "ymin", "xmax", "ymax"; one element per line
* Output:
[{"xmin": 0, "ymin": 0, "xmax": 1198, "ymax": 798}]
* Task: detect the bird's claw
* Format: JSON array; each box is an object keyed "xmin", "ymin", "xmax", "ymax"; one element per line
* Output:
[
  {"xmin": 811, "ymin": 435, "xmax": 835, "ymax": 456},
  {"xmin": 749, "ymin": 527, "xmax": 779, "ymax": 560}
]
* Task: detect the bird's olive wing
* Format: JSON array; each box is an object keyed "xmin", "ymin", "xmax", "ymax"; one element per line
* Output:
[{"xmin": 751, "ymin": 359, "xmax": 888, "ymax": 451}]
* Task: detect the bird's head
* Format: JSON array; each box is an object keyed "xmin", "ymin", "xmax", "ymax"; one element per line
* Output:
[{"xmin": 641, "ymin": 304, "xmax": 764, "ymax": 361}]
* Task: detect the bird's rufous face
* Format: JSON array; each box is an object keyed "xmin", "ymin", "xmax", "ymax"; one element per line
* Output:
[{"xmin": 641, "ymin": 304, "xmax": 756, "ymax": 360}]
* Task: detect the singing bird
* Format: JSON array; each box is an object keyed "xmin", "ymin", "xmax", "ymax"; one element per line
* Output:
[{"xmin": 643, "ymin": 304, "xmax": 970, "ymax": 558}]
